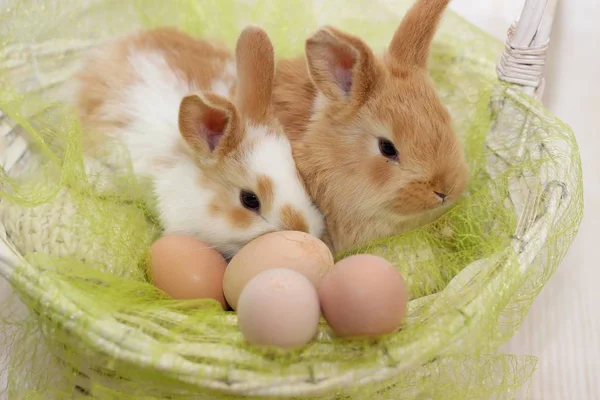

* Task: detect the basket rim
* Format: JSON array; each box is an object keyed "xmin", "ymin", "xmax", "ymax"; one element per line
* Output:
[{"xmin": 0, "ymin": 234, "xmax": 524, "ymax": 396}]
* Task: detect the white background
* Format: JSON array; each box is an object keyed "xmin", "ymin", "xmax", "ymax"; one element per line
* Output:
[{"xmin": 1, "ymin": 1, "xmax": 599, "ymax": 399}]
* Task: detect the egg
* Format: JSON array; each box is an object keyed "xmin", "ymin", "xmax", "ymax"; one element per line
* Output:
[
  {"xmin": 150, "ymin": 235, "xmax": 227, "ymax": 309},
  {"xmin": 318, "ymin": 254, "xmax": 407, "ymax": 338},
  {"xmin": 237, "ymin": 268, "xmax": 321, "ymax": 348},
  {"xmin": 223, "ymin": 231, "xmax": 333, "ymax": 309}
]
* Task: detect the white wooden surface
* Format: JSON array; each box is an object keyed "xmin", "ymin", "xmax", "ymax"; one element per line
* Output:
[
  {"xmin": 450, "ymin": 1, "xmax": 600, "ymax": 399},
  {"xmin": 1, "ymin": 1, "xmax": 598, "ymax": 399}
]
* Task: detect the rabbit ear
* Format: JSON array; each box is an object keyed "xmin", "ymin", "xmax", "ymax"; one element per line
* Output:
[
  {"xmin": 178, "ymin": 91, "xmax": 243, "ymax": 157},
  {"xmin": 388, "ymin": 0, "xmax": 450, "ymax": 68},
  {"xmin": 305, "ymin": 26, "xmax": 379, "ymax": 104},
  {"xmin": 234, "ymin": 25, "xmax": 275, "ymax": 124}
]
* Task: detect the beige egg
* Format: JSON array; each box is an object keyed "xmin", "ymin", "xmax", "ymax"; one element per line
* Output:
[
  {"xmin": 318, "ymin": 254, "xmax": 407, "ymax": 338},
  {"xmin": 223, "ymin": 231, "xmax": 333, "ymax": 309},
  {"xmin": 237, "ymin": 268, "xmax": 321, "ymax": 348},
  {"xmin": 150, "ymin": 235, "xmax": 227, "ymax": 309}
]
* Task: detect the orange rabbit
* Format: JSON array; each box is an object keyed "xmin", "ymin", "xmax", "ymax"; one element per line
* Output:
[{"xmin": 273, "ymin": 0, "xmax": 468, "ymax": 253}]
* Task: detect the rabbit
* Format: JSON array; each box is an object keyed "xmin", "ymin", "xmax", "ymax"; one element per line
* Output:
[
  {"xmin": 272, "ymin": 0, "xmax": 468, "ymax": 253},
  {"xmin": 72, "ymin": 25, "xmax": 325, "ymax": 259}
]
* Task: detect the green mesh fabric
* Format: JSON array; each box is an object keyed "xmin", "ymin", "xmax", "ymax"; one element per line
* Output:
[{"xmin": 0, "ymin": 0, "xmax": 583, "ymax": 399}]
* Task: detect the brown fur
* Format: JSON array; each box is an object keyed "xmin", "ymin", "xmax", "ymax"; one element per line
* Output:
[
  {"xmin": 256, "ymin": 174, "xmax": 275, "ymax": 214},
  {"xmin": 388, "ymin": 0, "xmax": 450, "ymax": 68},
  {"xmin": 273, "ymin": 0, "xmax": 468, "ymax": 253},
  {"xmin": 206, "ymin": 182, "xmax": 252, "ymax": 230},
  {"xmin": 234, "ymin": 26, "xmax": 275, "ymax": 126},
  {"xmin": 280, "ymin": 204, "xmax": 309, "ymax": 233},
  {"xmin": 227, "ymin": 208, "xmax": 254, "ymax": 229},
  {"xmin": 270, "ymin": 58, "xmax": 315, "ymax": 142}
]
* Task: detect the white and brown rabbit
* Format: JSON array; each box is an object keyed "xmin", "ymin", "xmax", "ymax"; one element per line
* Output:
[
  {"xmin": 73, "ymin": 26, "xmax": 325, "ymax": 258},
  {"xmin": 273, "ymin": 0, "xmax": 468, "ymax": 253}
]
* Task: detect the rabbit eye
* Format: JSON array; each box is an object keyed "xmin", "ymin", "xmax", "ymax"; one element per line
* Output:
[
  {"xmin": 378, "ymin": 138, "xmax": 399, "ymax": 161},
  {"xmin": 240, "ymin": 190, "xmax": 261, "ymax": 212}
]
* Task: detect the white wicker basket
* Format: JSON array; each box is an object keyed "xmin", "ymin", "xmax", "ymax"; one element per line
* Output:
[{"xmin": 0, "ymin": 0, "xmax": 581, "ymax": 398}]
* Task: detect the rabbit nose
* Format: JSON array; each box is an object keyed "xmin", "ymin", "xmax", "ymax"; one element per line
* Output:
[{"xmin": 434, "ymin": 191, "xmax": 447, "ymax": 202}]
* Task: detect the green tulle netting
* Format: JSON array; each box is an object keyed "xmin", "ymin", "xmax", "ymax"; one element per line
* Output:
[{"xmin": 0, "ymin": 0, "xmax": 584, "ymax": 399}]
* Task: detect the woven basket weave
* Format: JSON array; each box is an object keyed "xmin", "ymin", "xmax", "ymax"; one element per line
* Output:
[{"xmin": 0, "ymin": 0, "xmax": 583, "ymax": 398}]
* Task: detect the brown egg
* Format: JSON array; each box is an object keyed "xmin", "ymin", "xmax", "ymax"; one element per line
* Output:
[
  {"xmin": 223, "ymin": 231, "xmax": 333, "ymax": 310},
  {"xmin": 150, "ymin": 235, "xmax": 227, "ymax": 309},
  {"xmin": 237, "ymin": 268, "xmax": 321, "ymax": 348},
  {"xmin": 318, "ymin": 254, "xmax": 407, "ymax": 338}
]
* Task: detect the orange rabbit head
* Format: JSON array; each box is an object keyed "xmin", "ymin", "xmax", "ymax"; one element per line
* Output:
[{"xmin": 285, "ymin": 0, "xmax": 469, "ymax": 251}]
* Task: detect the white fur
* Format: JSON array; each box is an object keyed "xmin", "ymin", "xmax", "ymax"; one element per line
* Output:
[
  {"xmin": 155, "ymin": 129, "xmax": 324, "ymax": 258},
  {"xmin": 244, "ymin": 126, "xmax": 324, "ymax": 236},
  {"xmin": 91, "ymin": 49, "xmax": 323, "ymax": 258}
]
